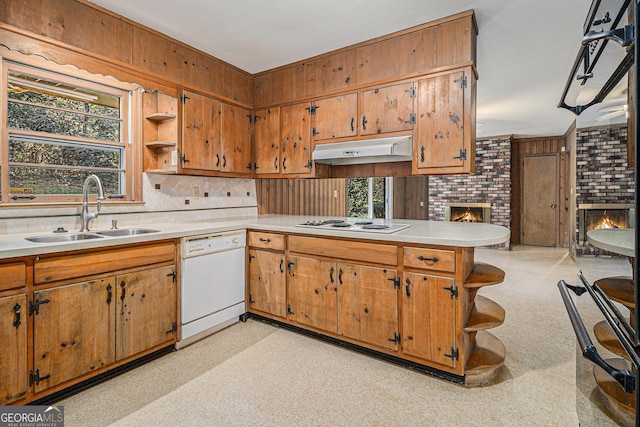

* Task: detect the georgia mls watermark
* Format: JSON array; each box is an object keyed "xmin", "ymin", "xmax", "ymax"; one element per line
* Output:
[{"xmin": 0, "ymin": 405, "xmax": 64, "ymax": 427}]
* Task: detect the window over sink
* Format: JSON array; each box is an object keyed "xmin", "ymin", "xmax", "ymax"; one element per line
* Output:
[{"xmin": 1, "ymin": 55, "xmax": 143, "ymax": 204}]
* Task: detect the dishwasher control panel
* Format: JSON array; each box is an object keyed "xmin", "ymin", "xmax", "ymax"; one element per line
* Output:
[{"xmin": 182, "ymin": 231, "xmax": 246, "ymax": 258}]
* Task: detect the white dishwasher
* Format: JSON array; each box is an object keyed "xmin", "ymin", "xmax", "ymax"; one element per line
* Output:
[{"xmin": 177, "ymin": 230, "xmax": 246, "ymax": 348}]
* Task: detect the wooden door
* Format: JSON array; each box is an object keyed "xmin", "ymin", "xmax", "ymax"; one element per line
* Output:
[
  {"xmin": 337, "ymin": 263, "xmax": 398, "ymax": 351},
  {"xmin": 280, "ymin": 102, "xmax": 312, "ymax": 175},
  {"xmin": 312, "ymin": 93, "xmax": 358, "ymax": 141},
  {"xmin": 221, "ymin": 103, "xmax": 252, "ymax": 174},
  {"xmin": 360, "ymin": 82, "xmax": 415, "ymax": 135},
  {"xmin": 402, "ymin": 272, "xmax": 458, "ymax": 369},
  {"xmin": 287, "ymin": 255, "xmax": 337, "ymax": 332},
  {"xmin": 182, "ymin": 89, "xmax": 221, "ymax": 171},
  {"xmin": 248, "ymin": 249, "xmax": 286, "ymax": 318},
  {"xmin": 522, "ymin": 155, "xmax": 558, "ymax": 246},
  {"xmin": 253, "ymin": 107, "xmax": 281, "ymax": 175},
  {"xmin": 32, "ymin": 279, "xmax": 115, "ymax": 393},
  {"xmin": 415, "ymin": 70, "xmax": 467, "ymax": 171},
  {"xmin": 116, "ymin": 265, "xmax": 176, "ymax": 360},
  {"xmin": 0, "ymin": 294, "xmax": 27, "ymax": 404}
]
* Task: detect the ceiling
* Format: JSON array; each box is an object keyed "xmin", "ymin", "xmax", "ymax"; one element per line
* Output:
[{"xmin": 89, "ymin": 0, "xmax": 628, "ymax": 138}]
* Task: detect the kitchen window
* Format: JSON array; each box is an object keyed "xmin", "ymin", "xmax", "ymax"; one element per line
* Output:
[
  {"xmin": 1, "ymin": 58, "xmax": 142, "ymax": 204},
  {"xmin": 347, "ymin": 177, "xmax": 393, "ymax": 219}
]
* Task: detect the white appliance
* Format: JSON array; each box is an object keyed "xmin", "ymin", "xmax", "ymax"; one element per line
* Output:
[
  {"xmin": 312, "ymin": 136, "xmax": 412, "ymax": 165},
  {"xmin": 177, "ymin": 230, "xmax": 246, "ymax": 348},
  {"xmin": 296, "ymin": 218, "xmax": 411, "ymax": 234}
]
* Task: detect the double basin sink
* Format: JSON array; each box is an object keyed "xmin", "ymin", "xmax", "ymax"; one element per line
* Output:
[{"xmin": 25, "ymin": 228, "xmax": 160, "ymax": 243}]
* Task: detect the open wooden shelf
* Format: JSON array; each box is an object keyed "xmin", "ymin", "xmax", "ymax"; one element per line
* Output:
[
  {"xmin": 593, "ymin": 321, "xmax": 630, "ymax": 360},
  {"xmin": 145, "ymin": 141, "xmax": 176, "ymax": 149},
  {"xmin": 595, "ymin": 276, "xmax": 635, "ymax": 310},
  {"xmin": 145, "ymin": 112, "xmax": 176, "ymax": 121},
  {"xmin": 593, "ymin": 358, "xmax": 636, "ymax": 426},
  {"xmin": 464, "ymin": 295, "xmax": 505, "ymax": 332},
  {"xmin": 464, "ymin": 262, "xmax": 505, "ymax": 289},
  {"xmin": 465, "ymin": 330, "xmax": 505, "ymax": 386},
  {"xmin": 145, "ymin": 169, "xmax": 177, "ymax": 175}
]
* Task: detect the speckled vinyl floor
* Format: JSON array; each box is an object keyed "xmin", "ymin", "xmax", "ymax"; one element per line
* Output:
[{"xmin": 58, "ymin": 246, "xmax": 632, "ymax": 426}]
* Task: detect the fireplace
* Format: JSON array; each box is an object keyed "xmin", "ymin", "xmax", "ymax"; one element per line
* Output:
[
  {"xmin": 445, "ymin": 203, "xmax": 491, "ymax": 223},
  {"xmin": 577, "ymin": 204, "xmax": 635, "ymax": 245}
]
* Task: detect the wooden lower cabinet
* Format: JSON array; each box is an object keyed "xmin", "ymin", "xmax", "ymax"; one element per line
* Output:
[
  {"xmin": 116, "ymin": 265, "xmax": 177, "ymax": 360},
  {"xmin": 337, "ymin": 263, "xmax": 399, "ymax": 351},
  {"xmin": 402, "ymin": 272, "xmax": 458, "ymax": 369},
  {"xmin": 287, "ymin": 255, "xmax": 337, "ymax": 332},
  {"xmin": 248, "ymin": 249, "xmax": 286, "ymax": 318},
  {"xmin": 0, "ymin": 294, "xmax": 28, "ymax": 405},
  {"xmin": 32, "ymin": 279, "xmax": 115, "ymax": 393}
]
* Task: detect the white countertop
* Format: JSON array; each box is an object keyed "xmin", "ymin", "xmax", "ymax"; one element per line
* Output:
[
  {"xmin": 0, "ymin": 215, "xmax": 510, "ymax": 260},
  {"xmin": 587, "ymin": 228, "xmax": 636, "ymax": 258}
]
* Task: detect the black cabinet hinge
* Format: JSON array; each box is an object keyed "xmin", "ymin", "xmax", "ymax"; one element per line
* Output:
[
  {"xmin": 28, "ymin": 298, "xmax": 50, "ymax": 316},
  {"xmin": 180, "ymin": 94, "xmax": 189, "ymax": 104},
  {"xmin": 305, "ymin": 105, "xmax": 319, "ymax": 115},
  {"xmin": 247, "ymin": 162, "xmax": 253, "ymax": 170},
  {"xmin": 405, "ymin": 86, "xmax": 417, "ymax": 97},
  {"xmin": 454, "ymin": 76, "xmax": 467, "ymax": 89},
  {"xmin": 388, "ymin": 332, "xmax": 401, "ymax": 345},
  {"xmin": 287, "ymin": 304, "xmax": 296, "ymax": 315},
  {"xmin": 167, "ymin": 271, "xmax": 177, "ymax": 283},
  {"xmin": 312, "ymin": 127, "xmax": 319, "ymax": 137},
  {"xmin": 29, "ymin": 369, "xmax": 50, "ymax": 386},
  {"xmin": 388, "ymin": 277, "xmax": 400, "ymax": 289},
  {"xmin": 305, "ymin": 160, "xmax": 313, "ymax": 170},
  {"xmin": 166, "ymin": 321, "xmax": 177, "ymax": 334},
  {"xmin": 248, "ymin": 253, "xmax": 255, "ymax": 263},
  {"xmin": 443, "ymin": 285, "xmax": 458, "ymax": 299},
  {"xmin": 180, "ymin": 154, "xmax": 189, "ymax": 164},
  {"xmin": 444, "ymin": 346, "xmax": 459, "ymax": 361},
  {"xmin": 453, "ymin": 148, "xmax": 467, "ymax": 161},
  {"xmin": 404, "ymin": 113, "xmax": 416, "ymax": 125},
  {"xmin": 247, "ymin": 114, "xmax": 253, "ymax": 123}
]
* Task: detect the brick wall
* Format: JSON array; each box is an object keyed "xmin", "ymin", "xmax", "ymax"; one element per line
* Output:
[
  {"xmin": 576, "ymin": 125, "xmax": 634, "ymax": 204},
  {"xmin": 429, "ymin": 136, "xmax": 511, "ymax": 248}
]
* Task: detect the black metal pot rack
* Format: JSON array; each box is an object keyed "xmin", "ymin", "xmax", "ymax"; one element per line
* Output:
[{"xmin": 557, "ymin": 0, "xmax": 639, "ymax": 424}]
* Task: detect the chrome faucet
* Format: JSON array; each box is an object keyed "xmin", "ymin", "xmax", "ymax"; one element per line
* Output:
[{"xmin": 80, "ymin": 174, "xmax": 105, "ymax": 232}]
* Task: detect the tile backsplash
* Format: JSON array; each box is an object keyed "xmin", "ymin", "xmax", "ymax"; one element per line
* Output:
[{"xmin": 0, "ymin": 174, "xmax": 258, "ymax": 235}]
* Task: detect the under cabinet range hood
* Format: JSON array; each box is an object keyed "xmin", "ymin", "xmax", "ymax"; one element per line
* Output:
[{"xmin": 312, "ymin": 135, "xmax": 412, "ymax": 165}]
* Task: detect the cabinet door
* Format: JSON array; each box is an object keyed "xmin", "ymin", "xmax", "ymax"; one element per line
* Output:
[
  {"xmin": 33, "ymin": 279, "xmax": 115, "ymax": 393},
  {"xmin": 0, "ymin": 294, "xmax": 27, "ymax": 404},
  {"xmin": 248, "ymin": 249, "xmax": 286, "ymax": 318},
  {"xmin": 221, "ymin": 103, "xmax": 252, "ymax": 174},
  {"xmin": 280, "ymin": 102, "xmax": 312, "ymax": 175},
  {"xmin": 182, "ymin": 89, "xmax": 221, "ymax": 171},
  {"xmin": 116, "ymin": 265, "xmax": 176, "ymax": 361},
  {"xmin": 360, "ymin": 82, "xmax": 415, "ymax": 135},
  {"xmin": 287, "ymin": 255, "xmax": 337, "ymax": 332},
  {"xmin": 402, "ymin": 272, "xmax": 458, "ymax": 368},
  {"xmin": 312, "ymin": 93, "xmax": 358, "ymax": 141},
  {"xmin": 253, "ymin": 107, "xmax": 281, "ymax": 175},
  {"xmin": 337, "ymin": 264, "xmax": 398, "ymax": 351},
  {"xmin": 415, "ymin": 69, "xmax": 471, "ymax": 173}
]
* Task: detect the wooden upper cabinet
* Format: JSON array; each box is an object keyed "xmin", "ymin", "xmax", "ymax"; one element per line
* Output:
[
  {"xmin": 280, "ymin": 102, "xmax": 313, "ymax": 175},
  {"xmin": 0, "ymin": 294, "xmax": 28, "ymax": 405},
  {"xmin": 253, "ymin": 107, "xmax": 281, "ymax": 175},
  {"xmin": 414, "ymin": 68, "xmax": 475, "ymax": 175},
  {"xmin": 360, "ymin": 82, "xmax": 415, "ymax": 136},
  {"xmin": 181, "ymin": 89, "xmax": 221, "ymax": 171},
  {"xmin": 312, "ymin": 93, "xmax": 358, "ymax": 142},
  {"xmin": 221, "ymin": 103, "xmax": 252, "ymax": 174}
]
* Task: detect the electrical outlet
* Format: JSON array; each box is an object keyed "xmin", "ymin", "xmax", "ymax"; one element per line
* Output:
[
  {"xmin": 192, "ymin": 187, "xmax": 199, "ymax": 199},
  {"xmin": 334, "ymin": 190, "xmax": 338, "ymax": 198},
  {"xmin": 420, "ymin": 201, "xmax": 424, "ymax": 207},
  {"xmin": 171, "ymin": 150, "xmax": 178, "ymax": 166}
]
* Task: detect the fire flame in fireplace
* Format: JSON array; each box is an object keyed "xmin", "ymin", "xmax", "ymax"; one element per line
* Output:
[
  {"xmin": 594, "ymin": 211, "xmax": 620, "ymax": 229},
  {"xmin": 454, "ymin": 208, "xmax": 483, "ymax": 222}
]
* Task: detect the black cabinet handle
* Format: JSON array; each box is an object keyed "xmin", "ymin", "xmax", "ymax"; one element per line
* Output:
[
  {"xmin": 120, "ymin": 281, "xmax": 126, "ymax": 301},
  {"xmin": 282, "ymin": 158, "xmax": 287, "ymax": 170},
  {"xmin": 274, "ymin": 157, "xmax": 278, "ymax": 170},
  {"xmin": 216, "ymin": 153, "xmax": 220, "ymax": 167},
  {"xmin": 259, "ymin": 238, "xmax": 271, "ymax": 243},
  {"xmin": 350, "ymin": 117, "xmax": 355, "ymax": 132},
  {"xmin": 362, "ymin": 115, "xmax": 367, "ymax": 131},
  {"xmin": 222, "ymin": 155, "xmax": 227, "ymax": 168},
  {"xmin": 279, "ymin": 258, "xmax": 284, "ymax": 273},
  {"xmin": 338, "ymin": 268, "xmax": 343, "ymax": 285},
  {"xmin": 106, "ymin": 284, "xmax": 113, "ymax": 305},
  {"xmin": 13, "ymin": 303, "xmax": 21, "ymax": 328},
  {"xmin": 330, "ymin": 266, "xmax": 335, "ymax": 284},
  {"xmin": 405, "ymin": 278, "xmax": 411, "ymax": 298},
  {"xmin": 420, "ymin": 146, "xmax": 425, "ymax": 163},
  {"xmin": 418, "ymin": 256, "xmax": 439, "ymax": 263}
]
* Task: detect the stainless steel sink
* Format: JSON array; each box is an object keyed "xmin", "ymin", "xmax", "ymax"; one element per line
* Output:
[
  {"xmin": 95, "ymin": 228, "xmax": 160, "ymax": 237},
  {"xmin": 25, "ymin": 233, "xmax": 105, "ymax": 243}
]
